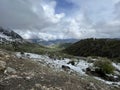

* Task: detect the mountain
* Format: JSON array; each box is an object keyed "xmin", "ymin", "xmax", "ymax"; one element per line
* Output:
[
  {"xmin": 28, "ymin": 38, "xmax": 79, "ymax": 46},
  {"xmin": 64, "ymin": 38, "xmax": 120, "ymax": 60},
  {"xmin": 0, "ymin": 27, "xmax": 52, "ymax": 55},
  {"xmin": 0, "ymin": 27, "xmax": 23, "ymax": 44}
]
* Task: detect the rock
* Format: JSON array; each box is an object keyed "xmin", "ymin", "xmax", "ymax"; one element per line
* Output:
[
  {"xmin": 5, "ymin": 54, "xmax": 10, "ymax": 57},
  {"xmin": 5, "ymin": 67, "xmax": 17, "ymax": 74},
  {"xmin": 67, "ymin": 61, "xmax": 75, "ymax": 65},
  {"xmin": 35, "ymin": 84, "xmax": 41, "ymax": 88},
  {"xmin": 62, "ymin": 65, "xmax": 70, "ymax": 71},
  {"xmin": 30, "ymin": 88, "xmax": 35, "ymax": 90},
  {"xmin": 55, "ymin": 87, "xmax": 62, "ymax": 90},
  {"xmin": 0, "ymin": 60, "xmax": 6, "ymax": 71},
  {"xmin": 0, "ymin": 84, "xmax": 5, "ymax": 90},
  {"xmin": 42, "ymin": 86, "xmax": 47, "ymax": 90},
  {"xmin": 86, "ymin": 82, "xmax": 97, "ymax": 90},
  {"xmin": 26, "ymin": 76, "xmax": 31, "ymax": 80}
]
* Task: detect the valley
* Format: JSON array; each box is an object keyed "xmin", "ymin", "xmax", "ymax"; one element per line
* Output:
[{"xmin": 0, "ymin": 28, "xmax": 120, "ymax": 90}]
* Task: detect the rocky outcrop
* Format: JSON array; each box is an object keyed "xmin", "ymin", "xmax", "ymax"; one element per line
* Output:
[
  {"xmin": 0, "ymin": 27, "xmax": 23, "ymax": 40},
  {"xmin": 0, "ymin": 27, "xmax": 24, "ymax": 44}
]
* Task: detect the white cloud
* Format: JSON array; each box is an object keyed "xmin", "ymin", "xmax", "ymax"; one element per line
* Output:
[{"xmin": 0, "ymin": 0, "xmax": 120, "ymax": 40}]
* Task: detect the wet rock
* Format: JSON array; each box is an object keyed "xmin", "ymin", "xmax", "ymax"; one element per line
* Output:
[{"xmin": 0, "ymin": 60, "xmax": 6, "ymax": 72}]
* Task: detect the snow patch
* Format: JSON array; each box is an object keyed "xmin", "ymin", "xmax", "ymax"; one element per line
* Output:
[
  {"xmin": 112, "ymin": 63, "xmax": 120, "ymax": 71},
  {"xmin": 16, "ymin": 52, "xmax": 92, "ymax": 75},
  {"xmin": 94, "ymin": 77, "xmax": 120, "ymax": 87}
]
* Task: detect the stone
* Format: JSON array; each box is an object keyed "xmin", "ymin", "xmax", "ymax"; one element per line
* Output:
[
  {"xmin": 35, "ymin": 84, "xmax": 41, "ymax": 88},
  {"xmin": 0, "ymin": 60, "xmax": 6, "ymax": 71},
  {"xmin": 30, "ymin": 88, "xmax": 35, "ymax": 90},
  {"xmin": 67, "ymin": 61, "xmax": 75, "ymax": 65},
  {"xmin": 86, "ymin": 82, "xmax": 97, "ymax": 90},
  {"xmin": 62, "ymin": 65, "xmax": 70, "ymax": 71},
  {"xmin": 5, "ymin": 67, "xmax": 17, "ymax": 74},
  {"xmin": 26, "ymin": 76, "xmax": 31, "ymax": 80}
]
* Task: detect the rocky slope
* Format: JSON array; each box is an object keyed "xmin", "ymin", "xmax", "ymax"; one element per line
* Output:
[
  {"xmin": 0, "ymin": 27, "xmax": 24, "ymax": 44},
  {"xmin": 0, "ymin": 49, "xmax": 120, "ymax": 90}
]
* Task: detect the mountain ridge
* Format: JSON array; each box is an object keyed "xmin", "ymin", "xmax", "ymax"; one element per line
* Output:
[{"xmin": 64, "ymin": 38, "xmax": 120, "ymax": 61}]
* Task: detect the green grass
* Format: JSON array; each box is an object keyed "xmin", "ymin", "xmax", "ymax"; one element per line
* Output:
[{"xmin": 0, "ymin": 42, "xmax": 74, "ymax": 59}]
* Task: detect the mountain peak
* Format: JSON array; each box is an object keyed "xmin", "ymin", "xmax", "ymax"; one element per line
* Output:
[{"xmin": 0, "ymin": 27, "xmax": 23, "ymax": 43}]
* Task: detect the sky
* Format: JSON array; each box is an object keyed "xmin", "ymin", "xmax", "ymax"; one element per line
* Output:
[{"xmin": 0, "ymin": 0, "xmax": 120, "ymax": 40}]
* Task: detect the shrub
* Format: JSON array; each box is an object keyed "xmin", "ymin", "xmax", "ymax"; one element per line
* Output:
[{"xmin": 94, "ymin": 58, "xmax": 115, "ymax": 74}]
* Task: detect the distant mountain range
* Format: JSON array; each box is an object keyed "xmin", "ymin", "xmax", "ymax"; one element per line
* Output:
[
  {"xmin": 0, "ymin": 27, "xmax": 79, "ymax": 47},
  {"xmin": 27, "ymin": 38, "xmax": 79, "ymax": 46}
]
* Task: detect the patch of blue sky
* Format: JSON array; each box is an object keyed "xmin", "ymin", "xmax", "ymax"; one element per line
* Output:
[{"xmin": 55, "ymin": 0, "xmax": 76, "ymax": 15}]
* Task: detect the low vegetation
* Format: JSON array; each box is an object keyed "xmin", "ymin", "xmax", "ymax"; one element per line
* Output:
[
  {"xmin": 64, "ymin": 38, "xmax": 120, "ymax": 62},
  {"xmin": 0, "ymin": 41, "xmax": 74, "ymax": 59},
  {"xmin": 94, "ymin": 58, "xmax": 115, "ymax": 74}
]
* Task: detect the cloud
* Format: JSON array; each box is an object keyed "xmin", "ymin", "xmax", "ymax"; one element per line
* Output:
[
  {"xmin": 0, "ymin": 0, "xmax": 120, "ymax": 40},
  {"xmin": 0, "ymin": 0, "xmax": 64, "ymax": 29}
]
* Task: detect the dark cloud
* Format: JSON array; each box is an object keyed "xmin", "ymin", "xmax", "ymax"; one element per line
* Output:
[{"xmin": 0, "ymin": 0, "xmax": 43, "ymax": 29}]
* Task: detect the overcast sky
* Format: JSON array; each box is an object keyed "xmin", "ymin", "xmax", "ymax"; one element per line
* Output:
[{"xmin": 0, "ymin": 0, "xmax": 120, "ymax": 40}]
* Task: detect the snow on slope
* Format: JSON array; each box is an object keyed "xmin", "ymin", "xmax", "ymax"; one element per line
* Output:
[
  {"xmin": 0, "ymin": 27, "xmax": 23, "ymax": 43},
  {"xmin": 94, "ymin": 77, "xmax": 120, "ymax": 87},
  {"xmin": 0, "ymin": 33, "xmax": 13, "ymax": 41},
  {"xmin": 0, "ymin": 33, "xmax": 9, "ymax": 39},
  {"xmin": 16, "ymin": 52, "xmax": 120, "ymax": 86},
  {"xmin": 16, "ymin": 52, "xmax": 92, "ymax": 75},
  {"xmin": 112, "ymin": 63, "xmax": 120, "ymax": 71}
]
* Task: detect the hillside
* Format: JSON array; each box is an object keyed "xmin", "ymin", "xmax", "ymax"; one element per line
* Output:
[
  {"xmin": 0, "ymin": 28, "xmax": 120, "ymax": 90},
  {"xmin": 0, "ymin": 27, "xmax": 50, "ymax": 55},
  {"xmin": 64, "ymin": 38, "xmax": 120, "ymax": 62},
  {"xmin": 0, "ymin": 49, "xmax": 120, "ymax": 90}
]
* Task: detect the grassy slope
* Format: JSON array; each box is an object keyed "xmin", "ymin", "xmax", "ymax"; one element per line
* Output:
[
  {"xmin": 50, "ymin": 43, "xmax": 72, "ymax": 50},
  {"xmin": 0, "ymin": 42, "xmax": 74, "ymax": 59},
  {"xmin": 64, "ymin": 38, "xmax": 120, "ymax": 62}
]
